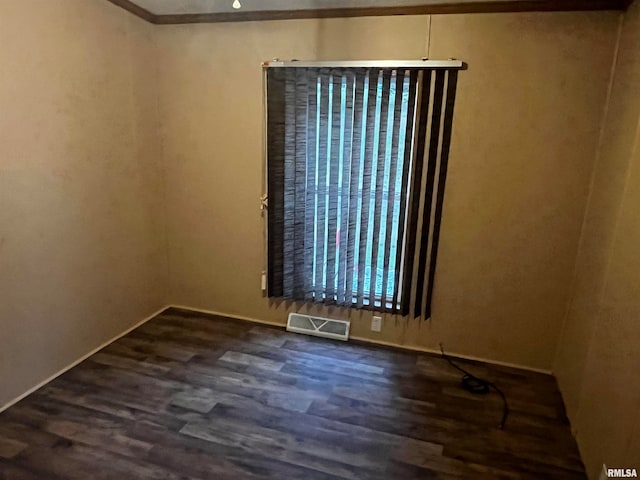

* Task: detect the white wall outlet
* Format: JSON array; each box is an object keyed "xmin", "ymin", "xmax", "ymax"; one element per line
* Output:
[{"xmin": 371, "ymin": 316, "xmax": 382, "ymax": 332}]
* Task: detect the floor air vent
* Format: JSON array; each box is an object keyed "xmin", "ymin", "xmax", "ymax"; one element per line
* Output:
[{"xmin": 286, "ymin": 313, "xmax": 350, "ymax": 341}]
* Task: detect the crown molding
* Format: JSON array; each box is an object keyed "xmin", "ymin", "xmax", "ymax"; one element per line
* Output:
[{"xmin": 105, "ymin": 0, "xmax": 629, "ymax": 25}]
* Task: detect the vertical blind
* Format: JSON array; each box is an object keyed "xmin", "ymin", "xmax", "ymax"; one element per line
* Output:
[{"xmin": 266, "ymin": 65, "xmax": 459, "ymax": 317}]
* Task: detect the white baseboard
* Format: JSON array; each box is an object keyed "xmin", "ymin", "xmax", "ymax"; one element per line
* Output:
[
  {"xmin": 169, "ymin": 304, "xmax": 285, "ymax": 328},
  {"xmin": 169, "ymin": 305, "xmax": 553, "ymax": 375},
  {"xmin": 0, "ymin": 305, "xmax": 170, "ymax": 414},
  {"xmin": 351, "ymin": 335, "xmax": 553, "ymax": 375}
]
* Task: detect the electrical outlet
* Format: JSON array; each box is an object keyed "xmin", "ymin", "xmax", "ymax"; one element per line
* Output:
[{"xmin": 371, "ymin": 316, "xmax": 382, "ymax": 332}]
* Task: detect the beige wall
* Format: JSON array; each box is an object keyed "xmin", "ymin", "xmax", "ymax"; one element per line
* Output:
[
  {"xmin": 0, "ymin": 0, "xmax": 167, "ymax": 407},
  {"xmin": 156, "ymin": 12, "xmax": 619, "ymax": 370},
  {"xmin": 555, "ymin": 2, "xmax": 640, "ymax": 478}
]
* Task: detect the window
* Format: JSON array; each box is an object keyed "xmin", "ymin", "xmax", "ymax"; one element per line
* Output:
[{"xmin": 265, "ymin": 62, "xmax": 460, "ymax": 317}]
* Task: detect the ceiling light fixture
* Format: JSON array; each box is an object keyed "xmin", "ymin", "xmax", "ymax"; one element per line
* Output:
[{"xmin": 232, "ymin": 0, "xmax": 242, "ymax": 9}]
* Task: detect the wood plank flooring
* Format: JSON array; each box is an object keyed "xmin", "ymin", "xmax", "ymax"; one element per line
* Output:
[{"xmin": 0, "ymin": 308, "xmax": 585, "ymax": 479}]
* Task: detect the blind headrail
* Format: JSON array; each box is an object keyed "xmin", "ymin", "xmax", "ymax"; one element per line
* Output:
[{"xmin": 262, "ymin": 59, "xmax": 465, "ymax": 69}]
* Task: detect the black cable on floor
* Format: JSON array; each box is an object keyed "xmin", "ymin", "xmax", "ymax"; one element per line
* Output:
[{"xmin": 439, "ymin": 343, "xmax": 509, "ymax": 430}]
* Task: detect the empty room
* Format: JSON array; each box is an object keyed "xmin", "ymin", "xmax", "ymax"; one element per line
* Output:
[{"xmin": 1, "ymin": 0, "xmax": 639, "ymax": 478}]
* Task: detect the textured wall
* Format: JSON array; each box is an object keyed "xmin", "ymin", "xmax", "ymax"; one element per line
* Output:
[
  {"xmin": 555, "ymin": 2, "xmax": 640, "ymax": 477},
  {"xmin": 156, "ymin": 12, "xmax": 618, "ymax": 370},
  {"xmin": 0, "ymin": 0, "xmax": 167, "ymax": 407},
  {"xmin": 3, "ymin": 9, "xmax": 635, "ymax": 464}
]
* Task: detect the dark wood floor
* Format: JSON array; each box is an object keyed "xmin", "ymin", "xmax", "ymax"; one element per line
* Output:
[{"xmin": 0, "ymin": 308, "xmax": 585, "ymax": 479}]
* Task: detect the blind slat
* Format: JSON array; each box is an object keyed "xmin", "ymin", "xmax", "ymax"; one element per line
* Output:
[
  {"xmin": 380, "ymin": 71, "xmax": 406, "ymax": 310},
  {"xmin": 392, "ymin": 70, "xmax": 418, "ymax": 313},
  {"xmin": 424, "ymin": 71, "xmax": 459, "ymax": 317},
  {"xmin": 414, "ymin": 70, "xmax": 445, "ymax": 317},
  {"xmin": 356, "ymin": 71, "xmax": 378, "ymax": 309},
  {"xmin": 303, "ymin": 68, "xmax": 318, "ymax": 300},
  {"xmin": 282, "ymin": 71, "xmax": 297, "ymax": 297},
  {"xmin": 266, "ymin": 69, "xmax": 286, "ymax": 297},
  {"xmin": 399, "ymin": 70, "xmax": 432, "ymax": 315},
  {"xmin": 292, "ymin": 69, "xmax": 308, "ymax": 298},
  {"xmin": 314, "ymin": 69, "xmax": 331, "ymax": 300},
  {"xmin": 344, "ymin": 70, "xmax": 367, "ymax": 307},
  {"xmin": 325, "ymin": 71, "xmax": 343, "ymax": 303},
  {"xmin": 337, "ymin": 73, "xmax": 356, "ymax": 305},
  {"xmin": 368, "ymin": 70, "xmax": 393, "ymax": 306}
]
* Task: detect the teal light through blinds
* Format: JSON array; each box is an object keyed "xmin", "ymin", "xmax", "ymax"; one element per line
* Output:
[{"xmin": 267, "ymin": 66, "xmax": 459, "ymax": 317}]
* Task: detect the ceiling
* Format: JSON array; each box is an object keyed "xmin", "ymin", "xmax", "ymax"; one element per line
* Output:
[
  {"xmin": 108, "ymin": 0, "xmax": 630, "ymax": 23},
  {"xmin": 130, "ymin": 0, "xmax": 528, "ymax": 15}
]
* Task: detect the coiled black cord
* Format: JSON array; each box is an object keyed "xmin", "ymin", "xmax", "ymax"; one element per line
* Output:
[{"xmin": 439, "ymin": 343, "xmax": 509, "ymax": 430}]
